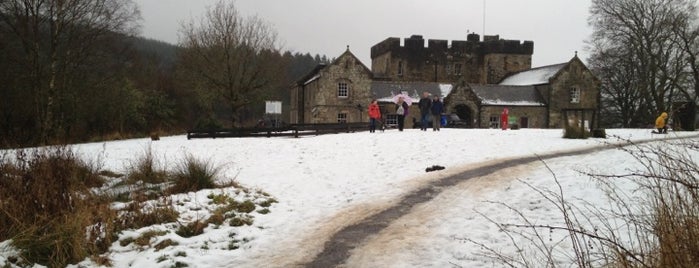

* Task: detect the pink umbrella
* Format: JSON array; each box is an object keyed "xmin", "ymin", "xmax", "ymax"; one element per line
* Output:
[{"xmin": 392, "ymin": 93, "xmax": 413, "ymax": 106}]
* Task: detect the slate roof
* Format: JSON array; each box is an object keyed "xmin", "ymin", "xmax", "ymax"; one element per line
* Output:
[
  {"xmin": 470, "ymin": 84, "xmax": 546, "ymax": 106},
  {"xmin": 499, "ymin": 62, "xmax": 567, "ymax": 86},
  {"xmin": 296, "ymin": 64, "xmax": 326, "ymax": 85},
  {"xmin": 371, "ymin": 81, "xmax": 452, "ymax": 103}
]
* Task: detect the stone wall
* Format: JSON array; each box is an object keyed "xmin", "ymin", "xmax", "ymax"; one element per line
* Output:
[
  {"xmin": 443, "ymin": 84, "xmax": 480, "ymax": 127},
  {"xmin": 479, "ymin": 106, "xmax": 548, "ymax": 128},
  {"xmin": 294, "ymin": 51, "xmax": 373, "ymax": 124},
  {"xmin": 370, "ymin": 34, "xmax": 533, "ymax": 84},
  {"xmin": 546, "ymin": 57, "xmax": 600, "ymax": 128},
  {"xmin": 483, "ymin": 53, "xmax": 532, "ymax": 84}
]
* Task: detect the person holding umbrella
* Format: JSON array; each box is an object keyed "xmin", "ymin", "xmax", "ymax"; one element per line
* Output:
[{"xmin": 395, "ymin": 97, "xmax": 410, "ymax": 131}]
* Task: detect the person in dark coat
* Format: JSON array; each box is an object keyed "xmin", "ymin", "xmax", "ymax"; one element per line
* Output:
[
  {"xmin": 430, "ymin": 96, "xmax": 444, "ymax": 131},
  {"xmin": 418, "ymin": 91, "xmax": 432, "ymax": 131},
  {"xmin": 396, "ymin": 97, "xmax": 409, "ymax": 131}
]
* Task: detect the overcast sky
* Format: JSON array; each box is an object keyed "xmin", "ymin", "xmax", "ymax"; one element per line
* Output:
[{"xmin": 133, "ymin": 0, "xmax": 593, "ymax": 67}]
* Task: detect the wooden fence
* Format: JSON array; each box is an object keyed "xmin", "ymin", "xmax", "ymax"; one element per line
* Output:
[{"xmin": 186, "ymin": 123, "xmax": 369, "ymax": 139}]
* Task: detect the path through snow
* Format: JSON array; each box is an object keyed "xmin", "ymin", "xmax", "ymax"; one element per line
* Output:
[{"xmin": 304, "ymin": 135, "xmax": 699, "ymax": 267}]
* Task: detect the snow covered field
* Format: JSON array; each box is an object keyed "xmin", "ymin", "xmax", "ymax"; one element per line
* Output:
[{"xmin": 2, "ymin": 128, "xmax": 697, "ymax": 267}]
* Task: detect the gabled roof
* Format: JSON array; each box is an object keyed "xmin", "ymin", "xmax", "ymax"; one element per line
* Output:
[
  {"xmin": 295, "ymin": 48, "xmax": 373, "ymax": 86},
  {"xmin": 332, "ymin": 48, "xmax": 373, "ymax": 77},
  {"xmin": 296, "ymin": 64, "xmax": 326, "ymax": 86},
  {"xmin": 371, "ymin": 81, "xmax": 452, "ymax": 103},
  {"xmin": 499, "ymin": 62, "xmax": 567, "ymax": 86},
  {"xmin": 470, "ymin": 84, "xmax": 546, "ymax": 106}
]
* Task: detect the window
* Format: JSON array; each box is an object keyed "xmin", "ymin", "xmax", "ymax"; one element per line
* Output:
[
  {"xmin": 446, "ymin": 64, "xmax": 453, "ymax": 75},
  {"xmin": 489, "ymin": 116, "xmax": 500, "ymax": 129},
  {"xmin": 397, "ymin": 61, "xmax": 403, "ymax": 76},
  {"xmin": 385, "ymin": 114, "xmax": 398, "ymax": 127},
  {"xmin": 338, "ymin": 82, "xmax": 348, "ymax": 98},
  {"xmin": 455, "ymin": 64, "xmax": 462, "ymax": 75},
  {"xmin": 570, "ymin": 87, "xmax": 580, "ymax": 103},
  {"xmin": 337, "ymin": 113, "xmax": 348, "ymax": 123}
]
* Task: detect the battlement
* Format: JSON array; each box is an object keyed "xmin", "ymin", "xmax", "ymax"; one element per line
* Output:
[{"xmin": 370, "ymin": 34, "xmax": 534, "ymax": 59}]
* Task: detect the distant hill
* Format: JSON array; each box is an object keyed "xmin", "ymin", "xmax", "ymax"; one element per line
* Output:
[{"xmin": 128, "ymin": 36, "xmax": 178, "ymax": 69}]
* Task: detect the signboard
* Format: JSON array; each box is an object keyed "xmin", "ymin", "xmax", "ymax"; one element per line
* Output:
[{"xmin": 265, "ymin": 101, "xmax": 282, "ymax": 114}]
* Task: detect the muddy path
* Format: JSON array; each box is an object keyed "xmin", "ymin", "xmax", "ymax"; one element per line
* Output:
[{"xmin": 303, "ymin": 135, "xmax": 699, "ymax": 268}]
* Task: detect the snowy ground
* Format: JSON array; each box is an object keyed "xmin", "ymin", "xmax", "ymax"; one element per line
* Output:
[{"xmin": 1, "ymin": 128, "xmax": 697, "ymax": 267}]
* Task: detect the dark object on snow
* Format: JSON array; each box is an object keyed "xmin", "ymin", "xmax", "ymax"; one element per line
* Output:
[
  {"xmin": 425, "ymin": 165, "xmax": 445, "ymax": 172},
  {"xmin": 592, "ymin": 128, "xmax": 606, "ymax": 138}
]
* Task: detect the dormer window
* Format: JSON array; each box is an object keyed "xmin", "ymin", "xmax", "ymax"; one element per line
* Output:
[
  {"xmin": 570, "ymin": 87, "xmax": 580, "ymax": 103},
  {"xmin": 338, "ymin": 82, "xmax": 349, "ymax": 98}
]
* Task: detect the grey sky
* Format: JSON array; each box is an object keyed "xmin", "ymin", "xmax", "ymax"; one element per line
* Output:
[{"xmin": 134, "ymin": 0, "xmax": 592, "ymax": 67}]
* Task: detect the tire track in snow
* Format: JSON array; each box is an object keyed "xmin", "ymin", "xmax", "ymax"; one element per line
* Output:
[
  {"xmin": 344, "ymin": 161, "xmax": 538, "ymax": 267},
  {"xmin": 304, "ymin": 134, "xmax": 699, "ymax": 267}
]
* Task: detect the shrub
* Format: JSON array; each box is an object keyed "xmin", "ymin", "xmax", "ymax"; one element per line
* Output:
[
  {"xmin": 98, "ymin": 169, "xmax": 123, "ymax": 178},
  {"xmin": 134, "ymin": 230, "xmax": 168, "ymax": 247},
  {"xmin": 234, "ymin": 200, "xmax": 256, "ymax": 213},
  {"xmin": 169, "ymin": 155, "xmax": 220, "ymax": 194},
  {"xmin": 257, "ymin": 208, "xmax": 271, "ymax": 214},
  {"xmin": 467, "ymin": 138, "xmax": 699, "ymax": 267},
  {"xmin": 229, "ymin": 216, "xmax": 253, "ymax": 227},
  {"xmin": 116, "ymin": 202, "xmax": 180, "ymax": 230},
  {"xmin": 207, "ymin": 193, "xmax": 229, "ymax": 205},
  {"xmin": 592, "ymin": 128, "xmax": 606, "ymax": 138},
  {"xmin": 174, "ymin": 261, "xmax": 190, "ymax": 267},
  {"xmin": 154, "ymin": 239, "xmax": 178, "ymax": 251},
  {"xmin": 175, "ymin": 221, "xmax": 207, "ymax": 238},
  {"xmin": 0, "ymin": 147, "xmax": 117, "ymax": 267},
  {"xmin": 207, "ymin": 213, "xmax": 226, "ymax": 226},
  {"xmin": 563, "ymin": 124, "xmax": 590, "ymax": 139},
  {"xmin": 258, "ymin": 198, "xmax": 277, "ymax": 208},
  {"xmin": 127, "ymin": 145, "xmax": 167, "ymax": 184}
]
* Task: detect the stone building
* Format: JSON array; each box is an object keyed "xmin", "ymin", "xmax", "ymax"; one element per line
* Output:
[
  {"xmin": 370, "ymin": 81, "xmax": 452, "ymax": 128},
  {"xmin": 290, "ymin": 34, "xmax": 600, "ymax": 129},
  {"xmin": 290, "ymin": 48, "xmax": 373, "ymax": 124},
  {"xmin": 370, "ymin": 34, "xmax": 533, "ymax": 84},
  {"xmin": 445, "ymin": 55, "xmax": 600, "ymax": 128}
]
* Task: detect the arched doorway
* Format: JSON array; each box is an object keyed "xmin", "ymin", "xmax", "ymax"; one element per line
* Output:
[{"xmin": 454, "ymin": 104, "xmax": 472, "ymax": 128}]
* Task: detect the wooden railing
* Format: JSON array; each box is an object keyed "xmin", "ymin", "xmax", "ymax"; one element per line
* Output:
[{"xmin": 186, "ymin": 122, "xmax": 369, "ymax": 139}]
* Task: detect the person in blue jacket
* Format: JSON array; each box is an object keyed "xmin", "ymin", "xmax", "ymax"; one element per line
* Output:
[{"xmin": 430, "ymin": 95, "xmax": 444, "ymax": 131}]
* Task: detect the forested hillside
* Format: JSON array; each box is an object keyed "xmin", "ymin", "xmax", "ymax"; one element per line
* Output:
[{"xmin": 0, "ymin": 10, "xmax": 328, "ymax": 148}]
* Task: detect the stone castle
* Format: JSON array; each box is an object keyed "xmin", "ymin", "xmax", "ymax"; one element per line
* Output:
[
  {"xmin": 290, "ymin": 33, "xmax": 600, "ymax": 130},
  {"xmin": 370, "ymin": 33, "xmax": 533, "ymax": 84}
]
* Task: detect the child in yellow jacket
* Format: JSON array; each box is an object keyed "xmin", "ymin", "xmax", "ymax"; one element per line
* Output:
[{"xmin": 655, "ymin": 112, "xmax": 668, "ymax": 133}]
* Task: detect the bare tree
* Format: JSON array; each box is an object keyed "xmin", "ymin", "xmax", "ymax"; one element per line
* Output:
[
  {"xmin": 178, "ymin": 0, "xmax": 283, "ymax": 127},
  {"xmin": 589, "ymin": 0, "xmax": 697, "ymax": 126},
  {"xmin": 670, "ymin": 2, "xmax": 699, "ymax": 104},
  {"xmin": 0, "ymin": 0, "xmax": 140, "ymax": 144},
  {"xmin": 589, "ymin": 47, "xmax": 646, "ymax": 127}
]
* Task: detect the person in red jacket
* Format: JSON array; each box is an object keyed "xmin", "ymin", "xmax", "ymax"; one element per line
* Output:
[{"xmin": 368, "ymin": 99, "xmax": 382, "ymax": 133}]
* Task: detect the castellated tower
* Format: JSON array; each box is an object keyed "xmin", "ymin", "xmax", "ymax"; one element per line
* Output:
[{"xmin": 370, "ymin": 33, "xmax": 533, "ymax": 84}]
